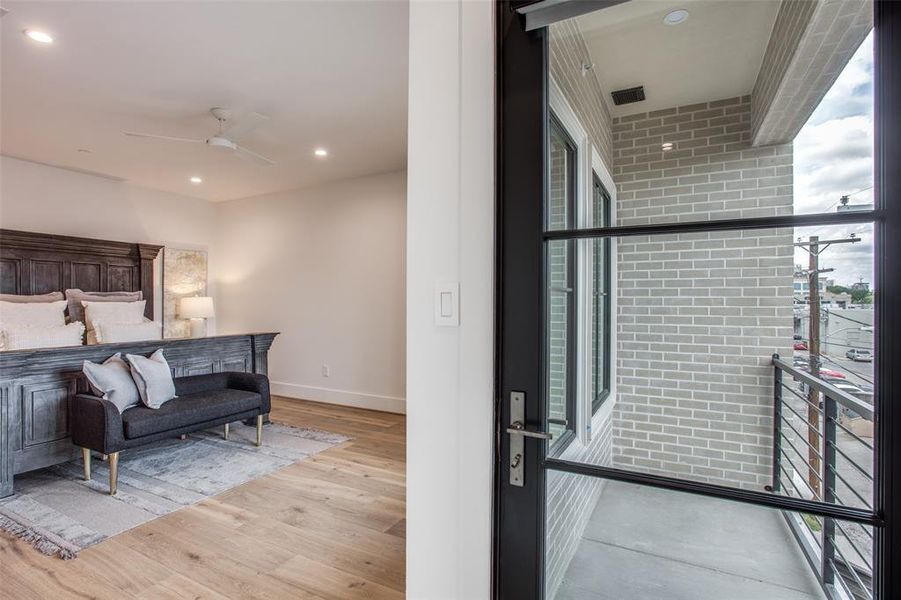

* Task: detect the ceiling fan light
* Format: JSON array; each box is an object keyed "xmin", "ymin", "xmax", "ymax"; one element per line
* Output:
[
  {"xmin": 207, "ymin": 136, "xmax": 237, "ymax": 150},
  {"xmin": 24, "ymin": 29, "xmax": 53, "ymax": 44}
]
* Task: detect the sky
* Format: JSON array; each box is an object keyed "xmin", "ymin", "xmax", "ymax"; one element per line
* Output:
[{"xmin": 792, "ymin": 32, "xmax": 874, "ymax": 288}]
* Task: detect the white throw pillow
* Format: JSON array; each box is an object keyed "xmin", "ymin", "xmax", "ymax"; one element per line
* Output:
[
  {"xmin": 126, "ymin": 349, "xmax": 177, "ymax": 409},
  {"xmin": 0, "ymin": 322, "xmax": 85, "ymax": 351},
  {"xmin": 0, "ymin": 300, "xmax": 67, "ymax": 329},
  {"xmin": 82, "ymin": 300, "xmax": 146, "ymax": 333},
  {"xmin": 92, "ymin": 319, "xmax": 162, "ymax": 344},
  {"xmin": 82, "ymin": 353, "xmax": 141, "ymax": 412}
]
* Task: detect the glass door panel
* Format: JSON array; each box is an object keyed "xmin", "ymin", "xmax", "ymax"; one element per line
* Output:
[{"xmin": 547, "ymin": 474, "xmax": 872, "ymax": 600}]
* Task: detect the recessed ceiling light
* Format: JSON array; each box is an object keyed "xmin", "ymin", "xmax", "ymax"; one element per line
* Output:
[
  {"xmin": 663, "ymin": 9, "xmax": 689, "ymax": 26},
  {"xmin": 662, "ymin": 142, "xmax": 674, "ymax": 151},
  {"xmin": 190, "ymin": 176, "xmax": 203, "ymax": 184},
  {"xmin": 23, "ymin": 29, "xmax": 53, "ymax": 44},
  {"xmin": 314, "ymin": 148, "xmax": 328, "ymax": 157}
]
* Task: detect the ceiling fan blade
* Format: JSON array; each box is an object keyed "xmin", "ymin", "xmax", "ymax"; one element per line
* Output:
[
  {"xmin": 123, "ymin": 131, "xmax": 204, "ymax": 144},
  {"xmin": 234, "ymin": 144, "xmax": 275, "ymax": 166},
  {"xmin": 221, "ymin": 112, "xmax": 269, "ymax": 142}
]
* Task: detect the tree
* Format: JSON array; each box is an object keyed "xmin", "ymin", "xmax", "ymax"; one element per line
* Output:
[{"xmin": 851, "ymin": 289, "xmax": 874, "ymax": 304}]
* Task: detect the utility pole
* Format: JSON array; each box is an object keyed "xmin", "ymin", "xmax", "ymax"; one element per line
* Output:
[
  {"xmin": 794, "ymin": 233, "xmax": 860, "ymax": 498},
  {"xmin": 808, "ymin": 236, "xmax": 821, "ymax": 497}
]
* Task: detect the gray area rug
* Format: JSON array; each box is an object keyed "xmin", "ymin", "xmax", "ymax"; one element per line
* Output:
[{"xmin": 0, "ymin": 421, "xmax": 349, "ymax": 559}]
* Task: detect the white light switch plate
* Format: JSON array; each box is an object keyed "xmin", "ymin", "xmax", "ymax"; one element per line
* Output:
[{"xmin": 434, "ymin": 282, "xmax": 460, "ymax": 327}]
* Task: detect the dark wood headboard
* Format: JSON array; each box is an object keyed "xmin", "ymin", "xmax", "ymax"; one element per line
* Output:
[{"xmin": 0, "ymin": 229, "xmax": 163, "ymax": 319}]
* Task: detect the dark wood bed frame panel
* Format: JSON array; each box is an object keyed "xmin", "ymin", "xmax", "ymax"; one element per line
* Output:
[
  {"xmin": 0, "ymin": 333, "xmax": 278, "ymax": 498},
  {"xmin": 0, "ymin": 229, "xmax": 279, "ymax": 498},
  {"xmin": 0, "ymin": 229, "xmax": 162, "ymax": 319}
]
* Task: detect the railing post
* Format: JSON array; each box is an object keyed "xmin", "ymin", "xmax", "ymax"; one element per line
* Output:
[
  {"xmin": 823, "ymin": 393, "xmax": 838, "ymax": 586},
  {"xmin": 771, "ymin": 353, "xmax": 783, "ymax": 494}
]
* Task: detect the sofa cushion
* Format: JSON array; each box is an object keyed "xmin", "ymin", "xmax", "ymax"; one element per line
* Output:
[{"xmin": 121, "ymin": 388, "xmax": 262, "ymax": 439}]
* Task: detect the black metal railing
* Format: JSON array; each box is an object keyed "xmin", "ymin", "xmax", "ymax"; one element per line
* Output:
[{"xmin": 772, "ymin": 354, "xmax": 874, "ymax": 600}]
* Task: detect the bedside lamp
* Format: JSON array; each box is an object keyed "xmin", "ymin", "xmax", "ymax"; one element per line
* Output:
[{"xmin": 179, "ymin": 296, "xmax": 215, "ymax": 338}]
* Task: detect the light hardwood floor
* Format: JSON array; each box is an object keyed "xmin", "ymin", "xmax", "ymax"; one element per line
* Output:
[{"xmin": 0, "ymin": 397, "xmax": 406, "ymax": 600}]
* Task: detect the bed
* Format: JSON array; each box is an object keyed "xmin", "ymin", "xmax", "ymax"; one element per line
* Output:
[{"xmin": 0, "ymin": 229, "xmax": 277, "ymax": 497}]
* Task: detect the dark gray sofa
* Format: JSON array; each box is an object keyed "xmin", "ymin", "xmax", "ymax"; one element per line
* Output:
[{"xmin": 71, "ymin": 371, "xmax": 270, "ymax": 495}]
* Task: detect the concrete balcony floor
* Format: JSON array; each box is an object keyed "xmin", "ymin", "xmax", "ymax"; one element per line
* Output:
[{"xmin": 555, "ymin": 480, "xmax": 826, "ymax": 600}]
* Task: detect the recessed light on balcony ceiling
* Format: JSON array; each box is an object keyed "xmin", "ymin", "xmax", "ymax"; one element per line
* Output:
[
  {"xmin": 190, "ymin": 176, "xmax": 203, "ymax": 184},
  {"xmin": 314, "ymin": 148, "xmax": 328, "ymax": 157},
  {"xmin": 662, "ymin": 142, "xmax": 674, "ymax": 151},
  {"xmin": 663, "ymin": 9, "xmax": 689, "ymax": 26}
]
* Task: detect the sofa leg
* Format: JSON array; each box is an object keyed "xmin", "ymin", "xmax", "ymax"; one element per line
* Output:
[
  {"xmin": 223, "ymin": 422, "xmax": 230, "ymax": 440},
  {"xmin": 109, "ymin": 452, "xmax": 119, "ymax": 496},
  {"xmin": 255, "ymin": 414, "xmax": 263, "ymax": 447},
  {"xmin": 82, "ymin": 448, "xmax": 91, "ymax": 481}
]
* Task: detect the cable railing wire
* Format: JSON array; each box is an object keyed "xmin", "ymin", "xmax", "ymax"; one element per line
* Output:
[{"xmin": 773, "ymin": 356, "xmax": 874, "ymax": 599}]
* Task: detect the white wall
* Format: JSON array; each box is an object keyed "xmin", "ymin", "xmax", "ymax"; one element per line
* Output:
[
  {"xmin": 0, "ymin": 156, "xmax": 407, "ymax": 416},
  {"xmin": 406, "ymin": 0, "xmax": 494, "ymax": 598},
  {"xmin": 214, "ymin": 171, "xmax": 407, "ymax": 414},
  {"xmin": 0, "ymin": 155, "xmax": 218, "ymax": 324}
]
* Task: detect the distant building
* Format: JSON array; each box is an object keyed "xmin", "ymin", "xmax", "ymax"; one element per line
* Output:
[
  {"xmin": 852, "ymin": 280, "xmax": 871, "ymax": 293},
  {"xmin": 794, "ymin": 307, "xmax": 874, "ymax": 355}
]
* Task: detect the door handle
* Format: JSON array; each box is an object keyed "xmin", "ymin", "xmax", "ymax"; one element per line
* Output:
[
  {"xmin": 507, "ymin": 420, "xmax": 553, "ymax": 440},
  {"xmin": 508, "ymin": 391, "xmax": 553, "ymax": 487}
]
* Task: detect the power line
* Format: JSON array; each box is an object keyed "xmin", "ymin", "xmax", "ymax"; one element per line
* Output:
[
  {"xmin": 823, "ymin": 309, "xmax": 874, "ymax": 328},
  {"xmin": 815, "ymin": 186, "xmax": 874, "ymax": 213}
]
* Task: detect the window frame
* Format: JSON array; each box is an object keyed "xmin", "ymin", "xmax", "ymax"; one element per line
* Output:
[
  {"xmin": 546, "ymin": 113, "xmax": 579, "ymax": 453},
  {"xmin": 590, "ymin": 174, "xmax": 612, "ymax": 414},
  {"xmin": 547, "ymin": 78, "xmax": 618, "ymax": 454}
]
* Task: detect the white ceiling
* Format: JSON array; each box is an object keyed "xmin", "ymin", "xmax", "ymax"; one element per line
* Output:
[
  {"xmin": 0, "ymin": 1, "xmax": 408, "ymax": 202},
  {"xmin": 577, "ymin": 0, "xmax": 781, "ymax": 117}
]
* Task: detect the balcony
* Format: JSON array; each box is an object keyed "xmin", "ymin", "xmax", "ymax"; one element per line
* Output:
[
  {"xmin": 557, "ymin": 480, "xmax": 826, "ymax": 600},
  {"xmin": 553, "ymin": 356, "xmax": 874, "ymax": 600}
]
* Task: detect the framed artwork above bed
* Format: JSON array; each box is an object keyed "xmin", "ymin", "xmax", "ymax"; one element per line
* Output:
[{"xmin": 162, "ymin": 247, "xmax": 208, "ymax": 339}]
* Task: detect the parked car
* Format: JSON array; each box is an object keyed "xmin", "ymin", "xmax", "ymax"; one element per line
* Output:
[
  {"xmin": 845, "ymin": 348, "xmax": 873, "ymax": 362},
  {"xmin": 793, "ymin": 342, "xmax": 808, "ymax": 351},
  {"xmin": 819, "ymin": 368, "xmax": 846, "ymax": 379}
]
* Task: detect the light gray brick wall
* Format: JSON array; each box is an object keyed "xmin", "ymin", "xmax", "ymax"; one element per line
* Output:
[
  {"xmin": 549, "ymin": 19, "xmax": 614, "ymax": 168},
  {"xmin": 612, "ymin": 98, "xmax": 795, "ymax": 489},
  {"xmin": 546, "ymin": 415, "xmax": 613, "ymax": 600},
  {"xmin": 751, "ymin": 0, "xmax": 817, "ymax": 142},
  {"xmin": 545, "ymin": 19, "xmax": 616, "ymax": 600},
  {"xmin": 752, "ymin": 0, "xmax": 872, "ymax": 146}
]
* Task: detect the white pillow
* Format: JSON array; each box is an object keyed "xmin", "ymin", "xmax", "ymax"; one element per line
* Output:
[
  {"xmin": 1, "ymin": 322, "xmax": 85, "ymax": 351},
  {"xmin": 82, "ymin": 300, "xmax": 146, "ymax": 333},
  {"xmin": 82, "ymin": 353, "xmax": 141, "ymax": 412},
  {"xmin": 126, "ymin": 349, "xmax": 177, "ymax": 409},
  {"xmin": 0, "ymin": 300, "xmax": 67, "ymax": 329},
  {"xmin": 93, "ymin": 320, "xmax": 162, "ymax": 344}
]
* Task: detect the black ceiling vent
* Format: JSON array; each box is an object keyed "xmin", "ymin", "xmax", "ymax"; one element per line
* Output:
[{"xmin": 611, "ymin": 86, "xmax": 646, "ymax": 106}]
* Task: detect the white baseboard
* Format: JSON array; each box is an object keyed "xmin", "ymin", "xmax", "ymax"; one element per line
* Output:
[{"xmin": 271, "ymin": 381, "xmax": 406, "ymax": 415}]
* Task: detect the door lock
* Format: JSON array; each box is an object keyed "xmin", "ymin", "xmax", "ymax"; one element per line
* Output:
[{"xmin": 511, "ymin": 453, "xmax": 522, "ymax": 469}]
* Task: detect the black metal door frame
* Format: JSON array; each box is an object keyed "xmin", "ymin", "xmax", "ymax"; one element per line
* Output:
[{"xmin": 493, "ymin": 1, "xmax": 901, "ymax": 598}]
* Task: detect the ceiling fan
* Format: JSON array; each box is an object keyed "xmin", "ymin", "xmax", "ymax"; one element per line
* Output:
[{"xmin": 123, "ymin": 107, "xmax": 275, "ymax": 166}]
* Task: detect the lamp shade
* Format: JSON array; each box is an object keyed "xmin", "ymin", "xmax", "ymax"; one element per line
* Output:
[{"xmin": 179, "ymin": 296, "xmax": 215, "ymax": 319}]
